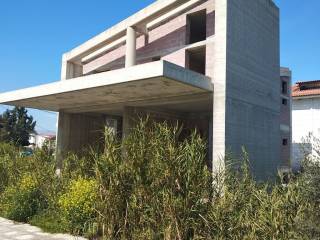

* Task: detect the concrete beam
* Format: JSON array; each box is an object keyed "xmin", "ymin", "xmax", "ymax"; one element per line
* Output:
[
  {"xmin": 81, "ymin": 36, "xmax": 127, "ymax": 64},
  {"xmin": 133, "ymin": 25, "xmax": 148, "ymax": 35},
  {"xmin": 80, "ymin": 0, "xmax": 205, "ymax": 64},
  {"xmin": 63, "ymin": 0, "xmax": 184, "ymax": 62},
  {"xmin": 146, "ymin": 0, "xmax": 204, "ymax": 29},
  {"xmin": 83, "ymin": 37, "xmax": 214, "ymax": 75}
]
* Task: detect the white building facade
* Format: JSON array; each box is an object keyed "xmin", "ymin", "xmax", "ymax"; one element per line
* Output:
[
  {"xmin": 29, "ymin": 133, "xmax": 56, "ymax": 149},
  {"xmin": 292, "ymin": 81, "xmax": 320, "ymax": 170}
]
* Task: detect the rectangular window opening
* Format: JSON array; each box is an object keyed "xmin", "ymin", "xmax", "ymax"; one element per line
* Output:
[
  {"xmin": 282, "ymin": 98, "xmax": 288, "ymax": 105},
  {"xmin": 187, "ymin": 10, "xmax": 207, "ymax": 44},
  {"xmin": 282, "ymin": 81, "xmax": 288, "ymax": 94},
  {"xmin": 186, "ymin": 47, "xmax": 206, "ymax": 75},
  {"xmin": 282, "ymin": 138, "xmax": 288, "ymax": 146}
]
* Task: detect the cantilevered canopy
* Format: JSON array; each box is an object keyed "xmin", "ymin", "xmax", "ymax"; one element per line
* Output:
[{"xmin": 0, "ymin": 61, "xmax": 213, "ymax": 114}]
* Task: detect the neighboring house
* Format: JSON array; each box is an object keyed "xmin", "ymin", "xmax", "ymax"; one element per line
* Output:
[
  {"xmin": 0, "ymin": 0, "xmax": 290, "ymax": 179},
  {"xmin": 292, "ymin": 80, "xmax": 320, "ymax": 170},
  {"xmin": 29, "ymin": 133, "xmax": 56, "ymax": 149}
]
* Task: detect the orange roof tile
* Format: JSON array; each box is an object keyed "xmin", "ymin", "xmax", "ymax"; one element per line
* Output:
[{"xmin": 292, "ymin": 80, "xmax": 320, "ymax": 98}]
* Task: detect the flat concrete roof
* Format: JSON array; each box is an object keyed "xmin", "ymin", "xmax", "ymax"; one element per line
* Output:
[{"xmin": 0, "ymin": 61, "xmax": 213, "ymax": 113}]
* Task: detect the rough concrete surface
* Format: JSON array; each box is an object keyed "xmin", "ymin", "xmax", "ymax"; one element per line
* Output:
[{"xmin": 0, "ymin": 218, "xmax": 86, "ymax": 240}]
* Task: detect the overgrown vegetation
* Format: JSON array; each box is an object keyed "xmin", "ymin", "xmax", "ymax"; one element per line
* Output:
[
  {"xmin": 1, "ymin": 175, "xmax": 46, "ymax": 222},
  {"xmin": 0, "ymin": 119, "xmax": 319, "ymax": 239}
]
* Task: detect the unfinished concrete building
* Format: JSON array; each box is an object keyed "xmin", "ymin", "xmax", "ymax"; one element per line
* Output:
[
  {"xmin": 0, "ymin": 0, "xmax": 288, "ymax": 179},
  {"xmin": 280, "ymin": 67, "xmax": 292, "ymax": 170}
]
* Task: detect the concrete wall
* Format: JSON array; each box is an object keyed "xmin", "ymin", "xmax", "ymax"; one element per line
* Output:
[
  {"xmin": 56, "ymin": 113, "xmax": 105, "ymax": 164},
  {"xmin": 292, "ymin": 97, "xmax": 320, "ymax": 170},
  {"xmin": 279, "ymin": 73, "xmax": 292, "ymax": 168},
  {"xmin": 68, "ymin": 114, "xmax": 105, "ymax": 152},
  {"xmin": 215, "ymin": 0, "xmax": 280, "ymax": 180}
]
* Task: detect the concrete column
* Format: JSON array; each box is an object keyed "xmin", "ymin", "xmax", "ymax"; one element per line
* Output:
[
  {"xmin": 73, "ymin": 64, "xmax": 83, "ymax": 78},
  {"xmin": 56, "ymin": 57, "xmax": 83, "ymax": 173},
  {"xmin": 122, "ymin": 106, "xmax": 136, "ymax": 139},
  {"xmin": 61, "ymin": 54, "xmax": 83, "ymax": 81},
  {"xmin": 61, "ymin": 61, "xmax": 83, "ymax": 80},
  {"xmin": 125, "ymin": 27, "xmax": 136, "ymax": 68},
  {"xmin": 55, "ymin": 112, "xmax": 71, "ymax": 174},
  {"xmin": 122, "ymin": 107, "xmax": 134, "ymax": 139},
  {"xmin": 121, "ymin": 107, "xmax": 136, "ymax": 158},
  {"xmin": 208, "ymin": 114, "xmax": 213, "ymax": 169},
  {"xmin": 212, "ymin": 0, "xmax": 227, "ymax": 174}
]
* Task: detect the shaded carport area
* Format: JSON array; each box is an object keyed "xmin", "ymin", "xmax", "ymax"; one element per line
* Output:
[{"xmin": 0, "ymin": 61, "xmax": 213, "ymax": 163}]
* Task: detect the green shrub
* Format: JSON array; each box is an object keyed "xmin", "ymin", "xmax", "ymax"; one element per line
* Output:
[
  {"xmin": 58, "ymin": 177, "xmax": 98, "ymax": 234},
  {"xmin": 0, "ymin": 175, "xmax": 47, "ymax": 222},
  {"xmin": 0, "ymin": 143, "xmax": 19, "ymax": 192},
  {"xmin": 0, "ymin": 142, "xmax": 57, "ymax": 196}
]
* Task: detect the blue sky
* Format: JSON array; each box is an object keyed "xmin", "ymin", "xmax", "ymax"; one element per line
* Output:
[{"xmin": 0, "ymin": 0, "xmax": 319, "ymax": 133}]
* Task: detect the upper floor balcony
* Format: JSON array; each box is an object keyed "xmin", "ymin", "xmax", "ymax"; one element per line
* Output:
[{"xmin": 62, "ymin": 0, "xmax": 215, "ymax": 79}]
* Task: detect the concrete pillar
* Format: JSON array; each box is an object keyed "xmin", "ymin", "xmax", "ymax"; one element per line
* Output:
[
  {"xmin": 61, "ymin": 56, "xmax": 83, "ymax": 81},
  {"xmin": 56, "ymin": 57, "xmax": 83, "ymax": 173},
  {"xmin": 212, "ymin": 0, "xmax": 227, "ymax": 174},
  {"xmin": 122, "ymin": 106, "xmax": 136, "ymax": 139},
  {"xmin": 125, "ymin": 27, "xmax": 136, "ymax": 68},
  {"xmin": 208, "ymin": 114, "xmax": 213, "ymax": 169},
  {"xmin": 55, "ymin": 112, "xmax": 71, "ymax": 173}
]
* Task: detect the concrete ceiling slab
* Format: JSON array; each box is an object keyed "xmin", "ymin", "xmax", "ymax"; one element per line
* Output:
[{"xmin": 0, "ymin": 61, "xmax": 213, "ymax": 113}]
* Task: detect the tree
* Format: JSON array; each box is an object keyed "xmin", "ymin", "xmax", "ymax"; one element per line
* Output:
[
  {"xmin": 0, "ymin": 115, "xmax": 3, "ymax": 129},
  {"xmin": 0, "ymin": 114, "xmax": 5, "ymax": 140},
  {"xmin": 0, "ymin": 107, "xmax": 36, "ymax": 146}
]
